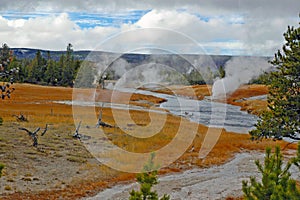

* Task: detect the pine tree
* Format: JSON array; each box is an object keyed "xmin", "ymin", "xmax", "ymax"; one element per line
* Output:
[
  {"xmin": 74, "ymin": 61, "xmax": 95, "ymax": 88},
  {"xmin": 242, "ymin": 146, "xmax": 300, "ymax": 200},
  {"xmin": 18, "ymin": 58, "xmax": 31, "ymax": 82},
  {"xmin": 129, "ymin": 153, "xmax": 170, "ymax": 200},
  {"xmin": 0, "ymin": 43, "xmax": 10, "ymax": 68},
  {"xmin": 250, "ymin": 16, "xmax": 300, "ymax": 140},
  {"xmin": 61, "ymin": 43, "xmax": 75, "ymax": 86},
  {"xmin": 28, "ymin": 50, "xmax": 46, "ymax": 83},
  {"xmin": 57, "ymin": 54, "xmax": 65, "ymax": 85},
  {"xmin": 45, "ymin": 59, "xmax": 57, "ymax": 85},
  {"xmin": 218, "ymin": 65, "xmax": 226, "ymax": 78}
]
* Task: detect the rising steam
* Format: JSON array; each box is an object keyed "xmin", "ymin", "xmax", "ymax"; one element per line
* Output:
[{"xmin": 212, "ymin": 57, "xmax": 271, "ymax": 99}]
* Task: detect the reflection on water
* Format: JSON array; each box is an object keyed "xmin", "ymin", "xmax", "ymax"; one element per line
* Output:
[
  {"xmin": 56, "ymin": 88, "xmax": 258, "ymax": 133},
  {"xmin": 120, "ymin": 88, "xmax": 258, "ymax": 133}
]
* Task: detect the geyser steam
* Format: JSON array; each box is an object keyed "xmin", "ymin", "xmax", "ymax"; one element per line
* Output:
[{"xmin": 212, "ymin": 57, "xmax": 271, "ymax": 99}]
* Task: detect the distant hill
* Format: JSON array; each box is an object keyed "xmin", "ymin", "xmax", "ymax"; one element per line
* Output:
[
  {"xmin": 11, "ymin": 48, "xmax": 270, "ymax": 71},
  {"xmin": 11, "ymin": 48, "xmax": 91, "ymax": 61}
]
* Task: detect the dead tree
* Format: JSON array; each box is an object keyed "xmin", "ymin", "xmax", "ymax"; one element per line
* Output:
[
  {"xmin": 19, "ymin": 124, "xmax": 49, "ymax": 147},
  {"xmin": 73, "ymin": 121, "xmax": 82, "ymax": 139},
  {"xmin": 0, "ymin": 68, "xmax": 17, "ymax": 100},
  {"xmin": 96, "ymin": 103, "xmax": 113, "ymax": 128},
  {"xmin": 12, "ymin": 113, "xmax": 28, "ymax": 122},
  {"xmin": 41, "ymin": 124, "xmax": 48, "ymax": 136}
]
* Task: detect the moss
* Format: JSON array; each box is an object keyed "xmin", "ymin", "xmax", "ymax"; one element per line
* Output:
[{"xmin": 0, "ymin": 163, "xmax": 4, "ymax": 177}]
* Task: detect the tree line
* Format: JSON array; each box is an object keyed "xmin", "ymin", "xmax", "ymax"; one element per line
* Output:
[
  {"xmin": 1, "ymin": 43, "xmax": 230, "ymax": 88},
  {"xmin": 1, "ymin": 43, "xmax": 81, "ymax": 87}
]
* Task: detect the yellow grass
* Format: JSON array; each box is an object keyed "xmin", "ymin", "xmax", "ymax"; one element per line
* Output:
[
  {"xmin": 150, "ymin": 84, "xmax": 269, "ymax": 114},
  {"xmin": 0, "ymin": 83, "xmax": 296, "ymax": 200},
  {"xmin": 145, "ymin": 84, "xmax": 212, "ymax": 100}
]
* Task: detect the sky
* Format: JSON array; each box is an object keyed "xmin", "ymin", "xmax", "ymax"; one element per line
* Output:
[{"xmin": 0, "ymin": 0, "xmax": 299, "ymax": 56}]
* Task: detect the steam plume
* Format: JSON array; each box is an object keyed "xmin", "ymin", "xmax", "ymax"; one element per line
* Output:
[{"xmin": 212, "ymin": 57, "xmax": 271, "ymax": 99}]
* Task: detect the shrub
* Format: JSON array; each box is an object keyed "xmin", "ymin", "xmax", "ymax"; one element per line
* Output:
[
  {"xmin": 129, "ymin": 153, "xmax": 170, "ymax": 200},
  {"xmin": 242, "ymin": 146, "xmax": 300, "ymax": 199}
]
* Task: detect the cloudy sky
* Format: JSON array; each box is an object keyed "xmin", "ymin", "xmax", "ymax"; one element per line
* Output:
[{"xmin": 0, "ymin": 0, "xmax": 299, "ymax": 56}]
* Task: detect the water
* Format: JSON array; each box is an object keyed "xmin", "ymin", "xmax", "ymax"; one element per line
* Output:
[
  {"xmin": 57, "ymin": 87, "xmax": 259, "ymax": 133},
  {"xmin": 53, "ymin": 100, "xmax": 167, "ymax": 114},
  {"xmin": 118, "ymin": 88, "xmax": 258, "ymax": 133},
  {"xmin": 74, "ymin": 87, "xmax": 262, "ymax": 199}
]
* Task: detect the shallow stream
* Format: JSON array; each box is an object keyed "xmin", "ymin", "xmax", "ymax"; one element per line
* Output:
[{"xmin": 119, "ymin": 88, "xmax": 258, "ymax": 133}]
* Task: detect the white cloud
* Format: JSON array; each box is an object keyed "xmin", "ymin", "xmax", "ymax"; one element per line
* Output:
[
  {"xmin": 136, "ymin": 10, "xmax": 243, "ymax": 41},
  {"xmin": 133, "ymin": 9, "xmax": 298, "ymax": 56},
  {"xmin": 136, "ymin": 9, "xmax": 200, "ymax": 28},
  {"xmin": 0, "ymin": 1, "xmax": 299, "ymax": 55},
  {"xmin": 0, "ymin": 13, "xmax": 119, "ymax": 50},
  {"xmin": 132, "ymin": 10, "xmax": 245, "ymax": 54},
  {"xmin": 1, "ymin": 0, "xmax": 299, "ymax": 19}
]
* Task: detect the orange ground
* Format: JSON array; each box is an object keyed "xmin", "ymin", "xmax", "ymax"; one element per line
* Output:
[
  {"xmin": 225, "ymin": 84, "xmax": 269, "ymax": 115},
  {"xmin": 0, "ymin": 83, "xmax": 296, "ymax": 200},
  {"xmin": 151, "ymin": 84, "xmax": 269, "ymax": 114},
  {"xmin": 147, "ymin": 85, "xmax": 212, "ymax": 100}
]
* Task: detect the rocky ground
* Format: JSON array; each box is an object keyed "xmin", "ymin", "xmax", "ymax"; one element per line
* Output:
[{"xmin": 86, "ymin": 150, "xmax": 300, "ymax": 200}]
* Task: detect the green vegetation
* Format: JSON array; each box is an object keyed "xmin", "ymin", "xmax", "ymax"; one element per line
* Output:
[
  {"xmin": 249, "ymin": 71, "xmax": 273, "ymax": 85},
  {"xmin": 129, "ymin": 153, "xmax": 170, "ymax": 200},
  {"xmin": 243, "ymin": 145, "xmax": 300, "ymax": 200},
  {"xmin": 2, "ymin": 42, "xmax": 230, "ymax": 87},
  {"xmin": 0, "ymin": 43, "xmax": 10, "ymax": 67},
  {"xmin": 218, "ymin": 65, "xmax": 226, "ymax": 78},
  {"xmin": 244, "ymin": 16, "xmax": 300, "ymax": 199},
  {"xmin": 250, "ymin": 17, "xmax": 300, "ymax": 140},
  {"xmin": 1, "ymin": 43, "xmax": 81, "ymax": 87},
  {"xmin": 74, "ymin": 61, "xmax": 95, "ymax": 88},
  {"xmin": 0, "ymin": 163, "xmax": 4, "ymax": 177}
]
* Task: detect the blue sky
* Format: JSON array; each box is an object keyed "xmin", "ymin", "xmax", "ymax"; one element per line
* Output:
[
  {"xmin": 0, "ymin": 0, "xmax": 299, "ymax": 56},
  {"xmin": 68, "ymin": 10, "xmax": 152, "ymax": 28},
  {"xmin": 0, "ymin": 9, "xmax": 232, "ymax": 29},
  {"xmin": 0, "ymin": 10, "xmax": 151, "ymax": 28}
]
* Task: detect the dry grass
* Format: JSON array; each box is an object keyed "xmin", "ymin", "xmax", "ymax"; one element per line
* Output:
[
  {"xmin": 150, "ymin": 84, "xmax": 269, "ymax": 114},
  {"xmin": 143, "ymin": 84, "xmax": 212, "ymax": 100},
  {"xmin": 0, "ymin": 83, "xmax": 296, "ymax": 200},
  {"xmin": 225, "ymin": 84, "xmax": 269, "ymax": 114},
  {"xmin": 226, "ymin": 84, "xmax": 268, "ymax": 103}
]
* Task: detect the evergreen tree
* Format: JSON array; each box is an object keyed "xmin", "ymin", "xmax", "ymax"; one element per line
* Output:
[
  {"xmin": 0, "ymin": 43, "xmax": 18, "ymax": 100},
  {"xmin": 242, "ymin": 146, "xmax": 300, "ymax": 199},
  {"xmin": 73, "ymin": 59, "xmax": 81, "ymax": 76},
  {"xmin": 45, "ymin": 59, "xmax": 58, "ymax": 85},
  {"xmin": 28, "ymin": 50, "xmax": 46, "ymax": 83},
  {"xmin": 129, "ymin": 153, "xmax": 170, "ymax": 200},
  {"xmin": 6, "ymin": 56, "xmax": 20, "ymax": 81},
  {"xmin": 18, "ymin": 58, "xmax": 31, "ymax": 82},
  {"xmin": 187, "ymin": 69, "xmax": 205, "ymax": 85},
  {"xmin": 61, "ymin": 43, "xmax": 75, "ymax": 86},
  {"xmin": 0, "ymin": 43, "xmax": 10, "ymax": 69},
  {"xmin": 250, "ymin": 16, "xmax": 300, "ymax": 140},
  {"xmin": 57, "ymin": 54, "xmax": 65, "ymax": 85},
  {"xmin": 74, "ymin": 61, "xmax": 95, "ymax": 88},
  {"xmin": 218, "ymin": 65, "xmax": 226, "ymax": 78}
]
